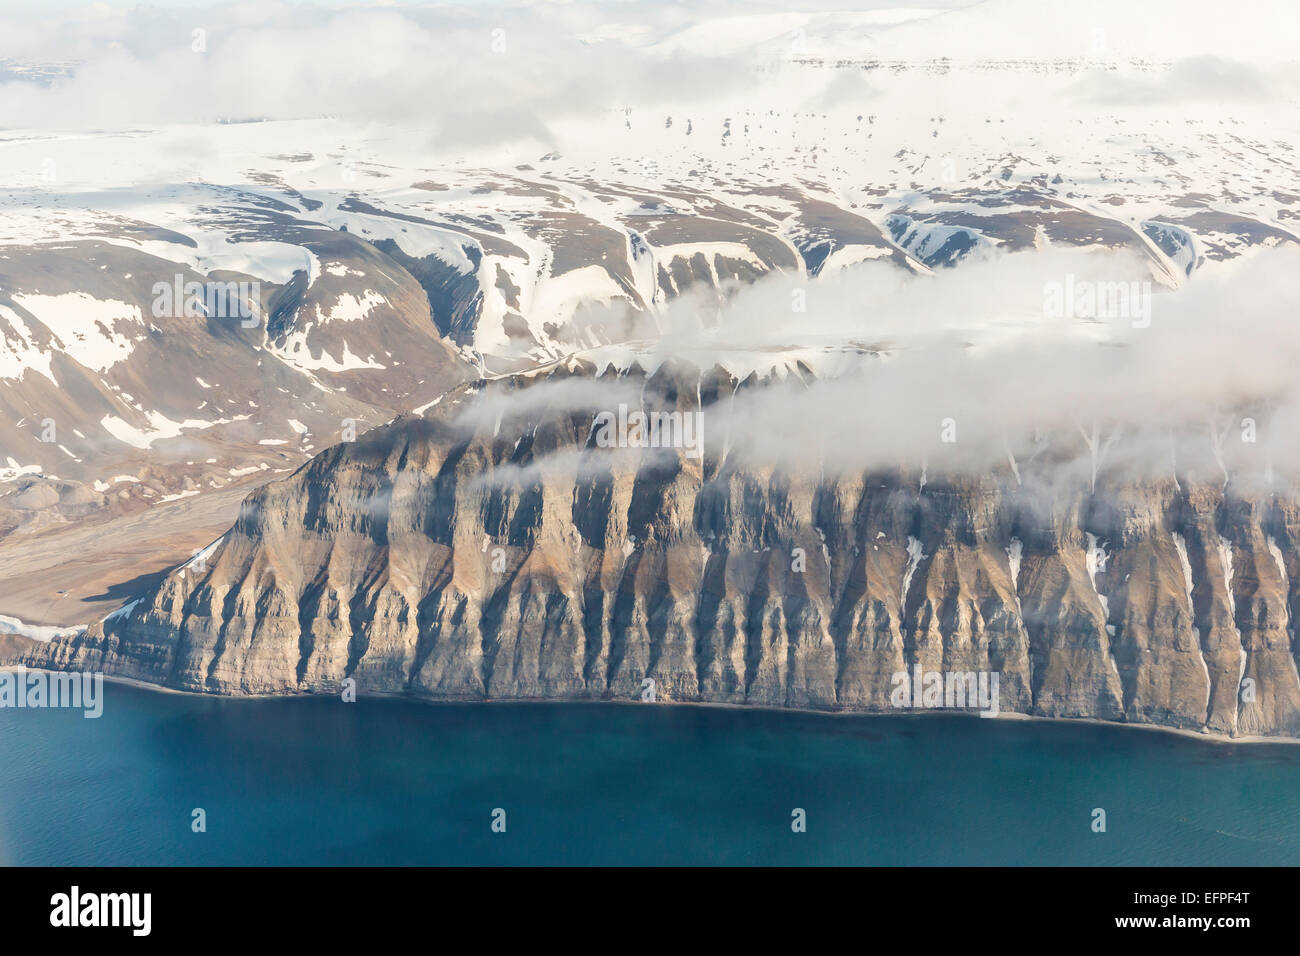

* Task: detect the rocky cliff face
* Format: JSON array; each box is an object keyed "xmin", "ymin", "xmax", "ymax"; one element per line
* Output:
[{"xmin": 19, "ymin": 361, "xmax": 1300, "ymax": 739}]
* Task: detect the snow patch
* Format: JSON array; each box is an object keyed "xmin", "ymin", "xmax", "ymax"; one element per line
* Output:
[
  {"xmin": 103, "ymin": 598, "xmax": 142, "ymax": 624},
  {"xmin": 1006, "ymin": 537, "xmax": 1023, "ymax": 612},
  {"xmin": 182, "ymin": 535, "xmax": 224, "ymax": 572},
  {"xmin": 0, "ymin": 613, "xmax": 85, "ymax": 643},
  {"xmin": 1172, "ymin": 531, "xmax": 1210, "ymax": 715},
  {"xmin": 901, "ymin": 536, "xmax": 925, "ymax": 611},
  {"xmin": 1219, "ymin": 535, "xmax": 1247, "ymax": 694},
  {"xmin": 317, "ymin": 290, "xmax": 385, "ymax": 323},
  {"xmin": 11, "ymin": 293, "xmax": 142, "ymax": 374}
]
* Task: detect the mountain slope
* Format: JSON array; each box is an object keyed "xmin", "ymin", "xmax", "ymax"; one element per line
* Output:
[{"xmin": 20, "ymin": 360, "xmax": 1300, "ymax": 738}]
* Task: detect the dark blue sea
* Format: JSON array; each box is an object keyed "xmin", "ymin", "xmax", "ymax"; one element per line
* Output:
[{"xmin": 3, "ymin": 682, "xmax": 1299, "ymax": 865}]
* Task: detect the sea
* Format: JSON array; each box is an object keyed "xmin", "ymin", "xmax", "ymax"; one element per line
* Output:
[{"xmin": 3, "ymin": 681, "xmax": 1298, "ymax": 865}]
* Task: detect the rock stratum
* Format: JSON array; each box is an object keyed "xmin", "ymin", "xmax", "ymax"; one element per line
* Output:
[{"xmin": 15, "ymin": 360, "xmax": 1300, "ymax": 739}]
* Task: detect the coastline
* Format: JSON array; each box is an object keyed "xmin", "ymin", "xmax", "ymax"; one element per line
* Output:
[{"xmin": 6, "ymin": 663, "xmax": 1298, "ymax": 747}]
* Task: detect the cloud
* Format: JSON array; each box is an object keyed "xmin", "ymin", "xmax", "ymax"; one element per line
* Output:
[
  {"xmin": 0, "ymin": 2, "xmax": 754, "ymax": 140},
  {"xmin": 1064, "ymin": 56, "xmax": 1285, "ymax": 108},
  {"xmin": 705, "ymin": 246, "xmax": 1300, "ymax": 487},
  {"xmin": 455, "ymin": 245, "xmax": 1300, "ymax": 491},
  {"xmin": 453, "ymin": 376, "xmax": 644, "ymax": 434},
  {"xmin": 7, "ymin": 0, "xmax": 1292, "ymax": 143},
  {"xmin": 4, "ymin": 0, "xmax": 1299, "ymax": 497}
]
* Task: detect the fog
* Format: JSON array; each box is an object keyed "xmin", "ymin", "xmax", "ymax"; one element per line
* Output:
[
  {"xmin": 465, "ymin": 245, "xmax": 1300, "ymax": 491},
  {"xmin": 5, "ymin": 0, "xmax": 1299, "ymax": 492},
  {"xmin": 2, "ymin": 0, "xmax": 1295, "ymax": 141}
]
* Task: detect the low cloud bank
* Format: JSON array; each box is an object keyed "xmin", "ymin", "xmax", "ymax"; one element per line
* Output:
[{"xmin": 467, "ymin": 246, "xmax": 1300, "ymax": 491}]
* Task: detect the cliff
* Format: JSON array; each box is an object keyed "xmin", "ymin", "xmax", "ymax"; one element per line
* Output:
[{"xmin": 18, "ymin": 360, "xmax": 1300, "ymax": 738}]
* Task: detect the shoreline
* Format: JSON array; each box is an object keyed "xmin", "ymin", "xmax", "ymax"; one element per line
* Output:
[{"xmin": 6, "ymin": 664, "xmax": 1298, "ymax": 747}]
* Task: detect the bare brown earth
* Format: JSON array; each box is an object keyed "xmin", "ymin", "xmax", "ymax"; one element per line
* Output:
[
  {"xmin": 0, "ymin": 477, "xmax": 266, "ymax": 626},
  {"xmin": 0, "ymin": 633, "xmax": 37, "ymax": 659}
]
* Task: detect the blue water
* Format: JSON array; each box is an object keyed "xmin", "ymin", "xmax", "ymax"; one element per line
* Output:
[{"xmin": 2, "ymin": 682, "xmax": 1299, "ymax": 865}]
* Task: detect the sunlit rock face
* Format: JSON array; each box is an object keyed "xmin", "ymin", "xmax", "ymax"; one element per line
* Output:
[{"xmin": 19, "ymin": 359, "xmax": 1300, "ymax": 740}]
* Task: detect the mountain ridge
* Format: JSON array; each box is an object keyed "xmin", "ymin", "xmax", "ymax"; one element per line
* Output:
[{"xmin": 17, "ymin": 359, "xmax": 1300, "ymax": 739}]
